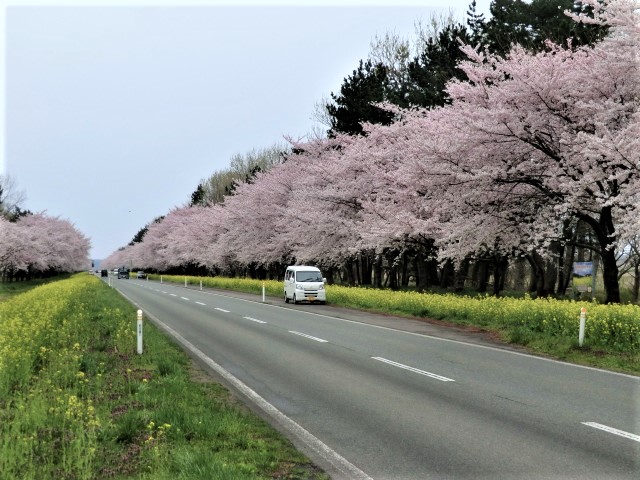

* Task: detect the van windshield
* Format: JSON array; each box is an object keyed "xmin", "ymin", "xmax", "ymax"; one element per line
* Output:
[{"xmin": 296, "ymin": 271, "xmax": 322, "ymax": 282}]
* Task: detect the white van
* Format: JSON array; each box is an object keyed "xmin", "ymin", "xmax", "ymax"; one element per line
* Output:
[{"xmin": 284, "ymin": 265, "xmax": 326, "ymax": 304}]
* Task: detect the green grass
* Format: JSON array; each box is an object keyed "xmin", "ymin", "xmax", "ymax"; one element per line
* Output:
[
  {"xmin": 0, "ymin": 274, "xmax": 327, "ymax": 480},
  {"xmin": 154, "ymin": 274, "xmax": 640, "ymax": 376},
  {"xmin": 0, "ymin": 274, "xmax": 71, "ymax": 301}
]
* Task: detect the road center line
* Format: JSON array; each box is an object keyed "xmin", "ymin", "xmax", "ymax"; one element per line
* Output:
[
  {"xmin": 215, "ymin": 307, "xmax": 230, "ymax": 313},
  {"xmin": 181, "ymin": 297, "xmax": 189, "ymax": 301},
  {"xmin": 243, "ymin": 316, "xmax": 267, "ymax": 324},
  {"xmin": 289, "ymin": 331, "xmax": 328, "ymax": 343},
  {"xmin": 169, "ymin": 293, "xmax": 177, "ymax": 297},
  {"xmin": 195, "ymin": 301, "xmax": 206, "ymax": 306},
  {"xmin": 372, "ymin": 357, "xmax": 455, "ymax": 382},
  {"xmin": 582, "ymin": 422, "xmax": 640, "ymax": 442}
]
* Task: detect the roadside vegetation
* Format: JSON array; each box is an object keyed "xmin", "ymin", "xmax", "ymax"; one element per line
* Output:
[
  {"xmin": 152, "ymin": 274, "xmax": 640, "ymax": 375},
  {"xmin": 0, "ymin": 274, "xmax": 327, "ymax": 480}
]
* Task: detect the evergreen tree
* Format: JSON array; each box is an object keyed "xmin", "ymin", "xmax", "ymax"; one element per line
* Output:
[
  {"xmin": 326, "ymin": 60, "xmax": 394, "ymax": 136},
  {"xmin": 189, "ymin": 183, "xmax": 206, "ymax": 206},
  {"xmin": 405, "ymin": 23, "xmax": 473, "ymax": 108}
]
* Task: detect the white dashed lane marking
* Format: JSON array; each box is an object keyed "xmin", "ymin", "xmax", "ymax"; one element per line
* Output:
[
  {"xmin": 243, "ymin": 316, "xmax": 267, "ymax": 324},
  {"xmin": 289, "ymin": 331, "xmax": 328, "ymax": 343}
]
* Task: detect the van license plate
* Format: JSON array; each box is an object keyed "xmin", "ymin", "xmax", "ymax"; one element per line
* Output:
[{"xmin": 307, "ymin": 296, "xmax": 316, "ymax": 302}]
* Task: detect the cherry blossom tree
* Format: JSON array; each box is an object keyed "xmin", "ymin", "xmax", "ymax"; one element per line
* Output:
[
  {"xmin": 0, "ymin": 213, "xmax": 90, "ymax": 279},
  {"xmin": 429, "ymin": 0, "xmax": 639, "ymax": 303}
]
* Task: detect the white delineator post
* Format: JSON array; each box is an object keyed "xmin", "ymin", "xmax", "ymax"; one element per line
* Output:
[
  {"xmin": 137, "ymin": 309, "xmax": 143, "ymax": 355},
  {"xmin": 262, "ymin": 282, "xmax": 266, "ymax": 303},
  {"xmin": 579, "ymin": 307, "xmax": 586, "ymax": 347},
  {"xmin": 200, "ymin": 279, "xmax": 202, "ymax": 291},
  {"xmin": 160, "ymin": 275, "xmax": 163, "ymax": 284},
  {"xmin": 185, "ymin": 277, "xmax": 187, "ymax": 287}
]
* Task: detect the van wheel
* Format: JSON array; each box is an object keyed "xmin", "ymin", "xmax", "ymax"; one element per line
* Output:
[
  {"xmin": 292, "ymin": 294, "xmax": 297, "ymax": 305},
  {"xmin": 284, "ymin": 293, "xmax": 289, "ymax": 303}
]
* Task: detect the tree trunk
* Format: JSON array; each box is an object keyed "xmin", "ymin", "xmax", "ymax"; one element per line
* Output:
[
  {"xmin": 414, "ymin": 251, "xmax": 427, "ymax": 292},
  {"xmin": 526, "ymin": 252, "xmax": 548, "ymax": 298},
  {"xmin": 476, "ymin": 260, "xmax": 489, "ymax": 293},
  {"xmin": 439, "ymin": 260, "xmax": 455, "ymax": 289},
  {"xmin": 600, "ymin": 247, "xmax": 620, "ymax": 304},
  {"xmin": 579, "ymin": 207, "xmax": 620, "ymax": 303},
  {"xmin": 543, "ymin": 257, "xmax": 557, "ymax": 295},
  {"xmin": 361, "ymin": 252, "xmax": 373, "ymax": 286},
  {"xmin": 492, "ymin": 255, "xmax": 508, "ymax": 296},
  {"xmin": 632, "ymin": 263, "xmax": 639, "ymax": 303},
  {"xmin": 401, "ymin": 250, "xmax": 410, "ymax": 287},
  {"xmin": 387, "ymin": 250, "xmax": 399, "ymax": 290},
  {"xmin": 453, "ymin": 259, "xmax": 469, "ymax": 292},
  {"xmin": 373, "ymin": 253, "xmax": 383, "ymax": 288}
]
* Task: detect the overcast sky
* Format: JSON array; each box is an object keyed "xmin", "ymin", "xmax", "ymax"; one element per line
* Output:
[{"xmin": 2, "ymin": 0, "xmax": 492, "ymax": 260}]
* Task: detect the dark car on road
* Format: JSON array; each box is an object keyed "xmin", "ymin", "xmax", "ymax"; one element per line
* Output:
[
  {"xmin": 101, "ymin": 269, "xmax": 108, "ymax": 277},
  {"xmin": 117, "ymin": 268, "xmax": 130, "ymax": 279}
]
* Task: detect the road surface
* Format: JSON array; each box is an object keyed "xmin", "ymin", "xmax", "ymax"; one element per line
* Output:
[{"xmin": 108, "ymin": 277, "xmax": 639, "ymax": 480}]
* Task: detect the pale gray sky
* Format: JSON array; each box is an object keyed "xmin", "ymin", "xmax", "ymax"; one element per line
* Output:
[{"xmin": 2, "ymin": 0, "xmax": 491, "ymax": 259}]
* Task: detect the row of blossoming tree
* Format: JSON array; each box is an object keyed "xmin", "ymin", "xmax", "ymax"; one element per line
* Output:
[
  {"xmin": 104, "ymin": 0, "xmax": 638, "ymax": 303},
  {"xmin": 0, "ymin": 214, "xmax": 91, "ymax": 281}
]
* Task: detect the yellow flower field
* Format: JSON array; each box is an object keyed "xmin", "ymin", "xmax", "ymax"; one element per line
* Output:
[{"xmin": 0, "ymin": 275, "xmax": 133, "ymax": 479}]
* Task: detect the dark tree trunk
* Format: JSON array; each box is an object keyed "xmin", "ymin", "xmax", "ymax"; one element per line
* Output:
[
  {"xmin": 526, "ymin": 253, "xmax": 548, "ymax": 298},
  {"xmin": 360, "ymin": 252, "xmax": 373, "ymax": 286},
  {"xmin": 543, "ymin": 257, "xmax": 558, "ymax": 295},
  {"xmin": 600, "ymin": 247, "xmax": 620, "ymax": 304},
  {"xmin": 373, "ymin": 253, "xmax": 383, "ymax": 288},
  {"xmin": 454, "ymin": 259, "xmax": 469, "ymax": 292},
  {"xmin": 576, "ymin": 208, "xmax": 620, "ymax": 303},
  {"xmin": 492, "ymin": 255, "xmax": 508, "ymax": 296},
  {"xmin": 401, "ymin": 250, "xmax": 410, "ymax": 287},
  {"xmin": 632, "ymin": 263, "xmax": 639, "ymax": 303},
  {"xmin": 475, "ymin": 260, "xmax": 489, "ymax": 293},
  {"xmin": 440, "ymin": 260, "xmax": 455, "ymax": 289},
  {"xmin": 414, "ymin": 251, "xmax": 427, "ymax": 292}
]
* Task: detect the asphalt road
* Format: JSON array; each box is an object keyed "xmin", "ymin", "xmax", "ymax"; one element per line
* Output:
[{"xmin": 108, "ymin": 276, "xmax": 639, "ymax": 480}]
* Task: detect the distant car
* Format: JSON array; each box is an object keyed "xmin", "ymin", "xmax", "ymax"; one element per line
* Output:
[
  {"xmin": 113, "ymin": 268, "xmax": 119, "ymax": 276},
  {"xmin": 101, "ymin": 269, "xmax": 108, "ymax": 277},
  {"xmin": 136, "ymin": 271, "xmax": 146, "ymax": 279},
  {"xmin": 117, "ymin": 268, "xmax": 130, "ymax": 279}
]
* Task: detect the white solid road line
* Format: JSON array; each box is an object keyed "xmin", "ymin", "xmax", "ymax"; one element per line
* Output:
[
  {"xmin": 145, "ymin": 312, "xmax": 373, "ymax": 480},
  {"xmin": 372, "ymin": 357, "xmax": 455, "ymax": 382},
  {"xmin": 289, "ymin": 331, "xmax": 328, "ymax": 343},
  {"xmin": 582, "ymin": 422, "xmax": 640, "ymax": 442}
]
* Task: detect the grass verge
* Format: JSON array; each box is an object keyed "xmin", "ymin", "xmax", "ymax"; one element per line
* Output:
[{"xmin": 0, "ymin": 274, "xmax": 327, "ymax": 480}]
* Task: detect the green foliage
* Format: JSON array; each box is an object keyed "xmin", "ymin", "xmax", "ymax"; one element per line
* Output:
[
  {"xmin": 327, "ymin": 59, "xmax": 394, "ymax": 136},
  {"xmin": 405, "ymin": 23, "xmax": 472, "ymax": 108},
  {"xmin": 483, "ymin": 0, "xmax": 607, "ymax": 55}
]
